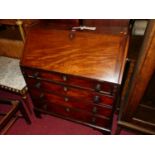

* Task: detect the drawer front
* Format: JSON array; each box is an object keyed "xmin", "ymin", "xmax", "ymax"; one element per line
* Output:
[
  {"xmin": 25, "ymin": 77, "xmax": 66, "ymax": 96},
  {"xmin": 23, "ymin": 68, "xmax": 65, "ymax": 83},
  {"xmin": 67, "ymin": 76, "xmax": 116, "ymax": 95},
  {"xmin": 65, "ymin": 86, "xmax": 114, "ymax": 105},
  {"xmin": 25, "ymin": 77, "xmax": 114, "ymax": 106},
  {"xmin": 31, "ymin": 90, "xmax": 113, "ymax": 117},
  {"xmin": 22, "ymin": 67, "xmax": 117, "ymax": 95},
  {"xmin": 35, "ymin": 100, "xmax": 111, "ymax": 129}
]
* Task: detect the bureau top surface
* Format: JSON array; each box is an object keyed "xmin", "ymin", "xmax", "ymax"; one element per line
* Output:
[{"xmin": 21, "ymin": 26, "xmax": 128, "ymax": 84}]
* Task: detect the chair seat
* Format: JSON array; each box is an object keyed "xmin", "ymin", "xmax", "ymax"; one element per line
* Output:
[{"xmin": 0, "ymin": 56, "xmax": 26, "ymax": 92}]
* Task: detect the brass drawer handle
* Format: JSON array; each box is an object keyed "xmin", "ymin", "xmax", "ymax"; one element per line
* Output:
[
  {"xmin": 62, "ymin": 75, "xmax": 67, "ymax": 81},
  {"xmin": 63, "ymin": 86, "xmax": 68, "ymax": 92},
  {"xmin": 34, "ymin": 72, "xmax": 39, "ymax": 78},
  {"xmin": 92, "ymin": 107, "xmax": 98, "ymax": 113},
  {"xmin": 64, "ymin": 97, "xmax": 69, "ymax": 102},
  {"xmin": 66, "ymin": 107, "xmax": 70, "ymax": 112},
  {"xmin": 95, "ymin": 83, "xmax": 101, "ymax": 92},
  {"xmin": 35, "ymin": 82, "xmax": 41, "ymax": 88},
  {"xmin": 93, "ymin": 96, "xmax": 100, "ymax": 104}
]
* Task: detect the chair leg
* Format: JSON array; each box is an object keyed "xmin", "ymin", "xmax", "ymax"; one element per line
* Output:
[
  {"xmin": 1, "ymin": 116, "xmax": 18, "ymax": 135},
  {"xmin": 115, "ymin": 125, "xmax": 122, "ymax": 135},
  {"xmin": 21, "ymin": 93, "xmax": 32, "ymax": 114},
  {"xmin": 18, "ymin": 101, "xmax": 31, "ymax": 124}
]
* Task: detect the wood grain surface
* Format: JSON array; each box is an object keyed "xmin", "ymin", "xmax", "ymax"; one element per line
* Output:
[{"xmin": 21, "ymin": 27, "xmax": 128, "ymax": 84}]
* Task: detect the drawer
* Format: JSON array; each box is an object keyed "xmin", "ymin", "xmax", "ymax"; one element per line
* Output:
[
  {"xmin": 30, "ymin": 89, "xmax": 113, "ymax": 117},
  {"xmin": 22, "ymin": 67, "xmax": 117, "ymax": 95},
  {"xmin": 22, "ymin": 67, "xmax": 65, "ymax": 83},
  {"xmin": 65, "ymin": 75, "xmax": 115, "ymax": 95},
  {"xmin": 36, "ymin": 100, "xmax": 111, "ymax": 129},
  {"xmin": 25, "ymin": 77, "xmax": 114, "ymax": 106},
  {"xmin": 25, "ymin": 77, "xmax": 67, "ymax": 96},
  {"xmin": 65, "ymin": 85, "xmax": 114, "ymax": 105},
  {"xmin": 70, "ymin": 109, "xmax": 111, "ymax": 128}
]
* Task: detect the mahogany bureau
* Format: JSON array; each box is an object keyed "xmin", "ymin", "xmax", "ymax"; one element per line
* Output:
[{"xmin": 20, "ymin": 24, "xmax": 129, "ymax": 134}]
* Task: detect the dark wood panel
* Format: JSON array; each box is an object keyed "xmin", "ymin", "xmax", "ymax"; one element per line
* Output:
[
  {"xmin": 41, "ymin": 19, "xmax": 80, "ymax": 27},
  {"xmin": 82, "ymin": 19, "xmax": 129, "ymax": 34},
  {"xmin": 140, "ymin": 71, "xmax": 155, "ymax": 108},
  {"xmin": 83, "ymin": 19, "xmax": 129, "ymax": 27},
  {"xmin": 133, "ymin": 105, "xmax": 155, "ymax": 125}
]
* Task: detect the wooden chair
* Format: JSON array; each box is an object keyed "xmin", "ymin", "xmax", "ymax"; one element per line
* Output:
[
  {"xmin": 0, "ymin": 56, "xmax": 32, "ymax": 114},
  {"xmin": 0, "ymin": 98, "xmax": 31, "ymax": 134}
]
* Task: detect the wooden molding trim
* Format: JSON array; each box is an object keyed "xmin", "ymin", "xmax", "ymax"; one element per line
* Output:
[{"xmin": 121, "ymin": 20, "xmax": 155, "ymax": 121}]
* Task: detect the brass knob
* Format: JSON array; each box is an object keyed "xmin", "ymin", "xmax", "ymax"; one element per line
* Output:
[
  {"xmin": 62, "ymin": 75, "xmax": 67, "ymax": 81},
  {"xmin": 63, "ymin": 86, "xmax": 68, "ymax": 92},
  {"xmin": 35, "ymin": 82, "xmax": 41, "ymax": 88},
  {"xmin": 93, "ymin": 96, "xmax": 100, "ymax": 104},
  {"xmin": 66, "ymin": 107, "xmax": 70, "ymax": 112},
  {"xmin": 64, "ymin": 97, "xmax": 69, "ymax": 102},
  {"xmin": 34, "ymin": 72, "xmax": 39, "ymax": 78},
  {"xmin": 95, "ymin": 83, "xmax": 101, "ymax": 92},
  {"xmin": 92, "ymin": 107, "xmax": 97, "ymax": 113}
]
